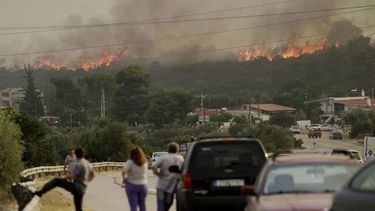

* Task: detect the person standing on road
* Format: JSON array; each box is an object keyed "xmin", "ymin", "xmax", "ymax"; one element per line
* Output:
[
  {"xmin": 365, "ymin": 149, "xmax": 375, "ymax": 162},
  {"xmin": 64, "ymin": 148, "xmax": 77, "ymax": 171},
  {"xmin": 152, "ymin": 142, "xmax": 184, "ymax": 211},
  {"xmin": 32, "ymin": 148, "xmax": 94, "ymax": 211},
  {"xmin": 122, "ymin": 146, "xmax": 148, "ymax": 211}
]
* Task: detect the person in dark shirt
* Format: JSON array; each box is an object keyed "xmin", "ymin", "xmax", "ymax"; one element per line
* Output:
[{"xmin": 31, "ymin": 148, "xmax": 94, "ymax": 211}]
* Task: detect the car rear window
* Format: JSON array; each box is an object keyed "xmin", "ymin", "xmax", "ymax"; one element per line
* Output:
[
  {"xmin": 189, "ymin": 141, "xmax": 266, "ymax": 169},
  {"xmin": 263, "ymin": 163, "xmax": 359, "ymax": 194}
]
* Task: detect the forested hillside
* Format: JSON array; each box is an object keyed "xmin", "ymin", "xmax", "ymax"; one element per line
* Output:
[
  {"xmin": 1, "ymin": 36, "xmax": 374, "ymax": 101},
  {"xmin": 151, "ymin": 36, "xmax": 375, "ymax": 95}
]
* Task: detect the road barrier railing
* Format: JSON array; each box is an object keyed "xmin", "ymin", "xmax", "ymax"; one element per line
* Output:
[{"xmin": 20, "ymin": 162, "xmax": 125, "ymax": 180}]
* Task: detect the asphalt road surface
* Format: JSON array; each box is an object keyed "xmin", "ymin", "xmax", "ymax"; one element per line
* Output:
[
  {"xmin": 298, "ymin": 131, "xmax": 364, "ymax": 155},
  {"xmin": 84, "ymin": 171, "xmax": 176, "ymax": 211},
  {"xmin": 83, "ymin": 132, "xmax": 363, "ymax": 210}
]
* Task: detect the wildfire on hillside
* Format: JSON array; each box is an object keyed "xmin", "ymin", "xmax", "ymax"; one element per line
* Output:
[
  {"xmin": 33, "ymin": 48, "xmax": 127, "ymax": 71},
  {"xmin": 239, "ymin": 40, "xmax": 326, "ymax": 61}
]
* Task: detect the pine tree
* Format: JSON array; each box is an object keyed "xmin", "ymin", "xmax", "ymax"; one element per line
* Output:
[{"xmin": 20, "ymin": 65, "xmax": 45, "ymax": 117}]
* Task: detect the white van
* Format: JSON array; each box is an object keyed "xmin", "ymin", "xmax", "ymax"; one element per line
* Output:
[{"xmin": 296, "ymin": 120, "xmax": 311, "ymax": 129}]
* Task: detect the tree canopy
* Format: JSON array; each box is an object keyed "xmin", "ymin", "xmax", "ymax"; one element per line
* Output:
[
  {"xmin": 0, "ymin": 111, "xmax": 23, "ymax": 200},
  {"xmin": 20, "ymin": 66, "xmax": 44, "ymax": 117}
]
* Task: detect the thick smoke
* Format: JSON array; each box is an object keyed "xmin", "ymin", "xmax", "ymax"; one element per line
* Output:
[
  {"xmin": 326, "ymin": 20, "xmax": 363, "ymax": 46},
  {"xmin": 0, "ymin": 0, "xmax": 373, "ymax": 67}
]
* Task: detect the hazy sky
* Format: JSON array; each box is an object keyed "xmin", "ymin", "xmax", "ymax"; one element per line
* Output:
[
  {"xmin": 0, "ymin": 0, "xmax": 113, "ymax": 26},
  {"xmin": 0, "ymin": 0, "xmax": 373, "ymax": 68}
]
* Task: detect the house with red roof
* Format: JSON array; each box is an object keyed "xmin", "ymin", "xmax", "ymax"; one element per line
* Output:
[{"xmin": 189, "ymin": 103, "xmax": 296, "ymax": 123}]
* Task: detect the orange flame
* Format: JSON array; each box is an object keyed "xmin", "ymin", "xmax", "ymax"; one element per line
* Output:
[
  {"xmin": 239, "ymin": 41, "xmax": 325, "ymax": 61},
  {"xmin": 33, "ymin": 48, "xmax": 127, "ymax": 71}
]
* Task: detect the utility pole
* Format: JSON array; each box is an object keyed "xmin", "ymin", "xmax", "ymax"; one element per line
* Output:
[
  {"xmin": 100, "ymin": 87, "xmax": 106, "ymax": 118},
  {"xmin": 257, "ymin": 100, "xmax": 260, "ymax": 120},
  {"xmin": 248, "ymin": 102, "xmax": 251, "ymax": 123},
  {"xmin": 250, "ymin": 97, "xmax": 255, "ymax": 124},
  {"xmin": 200, "ymin": 91, "xmax": 205, "ymax": 124},
  {"xmin": 69, "ymin": 109, "xmax": 73, "ymax": 146},
  {"xmin": 372, "ymin": 88, "xmax": 374, "ymax": 100}
]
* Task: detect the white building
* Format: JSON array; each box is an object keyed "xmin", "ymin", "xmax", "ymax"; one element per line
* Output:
[
  {"xmin": 0, "ymin": 87, "xmax": 25, "ymax": 108},
  {"xmin": 307, "ymin": 96, "xmax": 374, "ymax": 116}
]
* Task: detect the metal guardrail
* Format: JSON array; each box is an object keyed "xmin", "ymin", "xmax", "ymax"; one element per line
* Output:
[{"xmin": 20, "ymin": 162, "xmax": 125, "ymax": 179}]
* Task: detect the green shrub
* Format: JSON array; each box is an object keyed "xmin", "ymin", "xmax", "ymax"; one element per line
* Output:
[
  {"xmin": 0, "ymin": 112, "xmax": 23, "ymax": 200},
  {"xmin": 229, "ymin": 123, "xmax": 294, "ymax": 152}
]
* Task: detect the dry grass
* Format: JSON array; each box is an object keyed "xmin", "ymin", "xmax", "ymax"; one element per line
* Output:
[
  {"xmin": 39, "ymin": 188, "xmax": 75, "ymax": 211},
  {"xmin": 36, "ymin": 178, "xmax": 93, "ymax": 211}
]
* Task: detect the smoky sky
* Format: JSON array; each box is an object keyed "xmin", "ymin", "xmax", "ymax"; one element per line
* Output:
[{"xmin": 0, "ymin": 0, "xmax": 373, "ymax": 67}]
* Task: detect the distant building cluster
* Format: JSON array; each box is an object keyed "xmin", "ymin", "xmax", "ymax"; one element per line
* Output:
[
  {"xmin": 0, "ymin": 87, "xmax": 46, "ymax": 112},
  {"xmin": 189, "ymin": 103, "xmax": 296, "ymax": 124},
  {"xmin": 316, "ymin": 96, "xmax": 375, "ymax": 115},
  {"xmin": 0, "ymin": 87, "xmax": 25, "ymax": 108}
]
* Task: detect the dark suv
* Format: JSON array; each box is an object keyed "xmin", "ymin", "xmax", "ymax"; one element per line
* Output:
[
  {"xmin": 308, "ymin": 128, "xmax": 322, "ymax": 138},
  {"xmin": 175, "ymin": 137, "xmax": 267, "ymax": 211}
]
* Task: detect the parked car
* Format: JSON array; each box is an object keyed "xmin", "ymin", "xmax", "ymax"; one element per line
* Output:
[
  {"xmin": 244, "ymin": 154, "xmax": 360, "ymax": 211},
  {"xmin": 321, "ymin": 124, "xmax": 333, "ymax": 131},
  {"xmin": 323, "ymin": 149, "xmax": 364, "ymax": 164},
  {"xmin": 329, "ymin": 131, "xmax": 343, "ymax": 140},
  {"xmin": 173, "ymin": 137, "xmax": 267, "ymax": 211},
  {"xmin": 309, "ymin": 124, "xmax": 322, "ymax": 129},
  {"xmin": 289, "ymin": 126, "xmax": 300, "ymax": 134},
  {"xmin": 330, "ymin": 160, "xmax": 375, "ymax": 210},
  {"xmin": 308, "ymin": 128, "xmax": 322, "ymax": 138}
]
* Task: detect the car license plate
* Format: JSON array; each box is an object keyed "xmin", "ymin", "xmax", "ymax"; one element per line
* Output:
[{"xmin": 214, "ymin": 179, "xmax": 244, "ymax": 187}]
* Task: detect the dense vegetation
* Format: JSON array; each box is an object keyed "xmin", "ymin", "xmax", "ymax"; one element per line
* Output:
[
  {"xmin": 0, "ymin": 111, "xmax": 23, "ymax": 200},
  {"xmin": 1, "ymin": 36, "xmax": 374, "ymax": 199},
  {"xmin": 1, "ymin": 36, "xmax": 374, "ymax": 107}
]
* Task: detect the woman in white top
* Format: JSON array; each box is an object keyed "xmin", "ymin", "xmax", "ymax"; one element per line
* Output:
[{"xmin": 122, "ymin": 146, "xmax": 148, "ymax": 211}]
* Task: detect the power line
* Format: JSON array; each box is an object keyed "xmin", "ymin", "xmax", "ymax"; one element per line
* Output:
[
  {"xmin": 0, "ymin": 4, "xmax": 374, "ymax": 31},
  {"xmin": 0, "ymin": 0, "xmax": 295, "ymax": 31},
  {"xmin": 114, "ymin": 23, "xmax": 375, "ymax": 62},
  {"xmin": 18, "ymin": 23, "xmax": 375, "ymax": 69},
  {"xmin": 0, "ymin": 0, "xmax": 293, "ymax": 36},
  {"xmin": 0, "ymin": 8, "xmax": 372, "ymax": 57},
  {"xmin": 1, "ymin": 6, "xmax": 367, "ymax": 36}
]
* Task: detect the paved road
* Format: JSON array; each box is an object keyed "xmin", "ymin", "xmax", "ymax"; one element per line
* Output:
[
  {"xmin": 297, "ymin": 131, "xmax": 364, "ymax": 155},
  {"xmin": 84, "ymin": 171, "xmax": 176, "ymax": 211},
  {"xmin": 83, "ymin": 132, "xmax": 364, "ymax": 210}
]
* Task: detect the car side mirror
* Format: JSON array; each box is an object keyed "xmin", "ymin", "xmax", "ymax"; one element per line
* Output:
[{"xmin": 169, "ymin": 165, "xmax": 182, "ymax": 174}]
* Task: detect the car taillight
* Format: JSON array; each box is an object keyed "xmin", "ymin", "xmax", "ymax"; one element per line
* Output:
[
  {"xmin": 241, "ymin": 185, "xmax": 255, "ymax": 195},
  {"xmin": 183, "ymin": 172, "xmax": 192, "ymax": 189}
]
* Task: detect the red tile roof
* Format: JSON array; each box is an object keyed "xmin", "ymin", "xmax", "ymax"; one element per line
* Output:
[
  {"xmin": 245, "ymin": 104, "xmax": 296, "ymax": 113},
  {"xmin": 335, "ymin": 98, "xmax": 375, "ymax": 106},
  {"xmin": 192, "ymin": 108, "xmax": 221, "ymax": 116}
]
